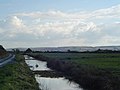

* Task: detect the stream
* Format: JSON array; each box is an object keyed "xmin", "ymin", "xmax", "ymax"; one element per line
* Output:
[{"xmin": 24, "ymin": 55, "xmax": 83, "ymax": 90}]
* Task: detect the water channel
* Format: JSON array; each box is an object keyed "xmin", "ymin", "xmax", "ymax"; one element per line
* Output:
[{"xmin": 24, "ymin": 55, "xmax": 83, "ymax": 90}]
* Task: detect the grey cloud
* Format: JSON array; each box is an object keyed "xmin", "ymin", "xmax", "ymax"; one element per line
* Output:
[{"xmin": 1, "ymin": 4, "xmax": 120, "ymax": 47}]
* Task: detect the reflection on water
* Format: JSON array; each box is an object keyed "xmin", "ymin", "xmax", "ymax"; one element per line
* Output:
[
  {"xmin": 25, "ymin": 55, "xmax": 50, "ymax": 71},
  {"xmin": 25, "ymin": 60, "xmax": 50, "ymax": 71},
  {"xmin": 24, "ymin": 55, "xmax": 83, "ymax": 90},
  {"xmin": 35, "ymin": 75, "xmax": 82, "ymax": 90}
]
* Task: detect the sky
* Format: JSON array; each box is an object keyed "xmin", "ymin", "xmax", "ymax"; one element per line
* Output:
[{"xmin": 0, "ymin": 0, "xmax": 120, "ymax": 48}]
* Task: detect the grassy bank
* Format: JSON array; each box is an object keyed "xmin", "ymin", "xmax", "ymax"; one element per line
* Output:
[
  {"xmin": 30, "ymin": 53, "xmax": 120, "ymax": 90},
  {"xmin": 0, "ymin": 54, "xmax": 39, "ymax": 90}
]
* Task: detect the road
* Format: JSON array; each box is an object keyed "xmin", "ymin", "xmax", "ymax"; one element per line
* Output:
[{"xmin": 0, "ymin": 54, "xmax": 15, "ymax": 67}]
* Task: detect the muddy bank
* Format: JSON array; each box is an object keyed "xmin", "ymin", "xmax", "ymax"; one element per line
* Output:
[{"xmin": 33, "ymin": 70, "xmax": 63, "ymax": 78}]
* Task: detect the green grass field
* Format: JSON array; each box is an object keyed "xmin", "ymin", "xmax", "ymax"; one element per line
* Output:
[
  {"xmin": 37, "ymin": 52, "xmax": 120, "ymax": 76},
  {"xmin": 0, "ymin": 54, "xmax": 39, "ymax": 90}
]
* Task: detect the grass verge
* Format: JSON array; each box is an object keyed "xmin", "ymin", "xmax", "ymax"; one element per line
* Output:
[{"xmin": 0, "ymin": 54, "xmax": 39, "ymax": 90}]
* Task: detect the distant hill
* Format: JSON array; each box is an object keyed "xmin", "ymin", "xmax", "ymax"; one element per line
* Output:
[{"xmin": 6, "ymin": 46, "xmax": 120, "ymax": 52}]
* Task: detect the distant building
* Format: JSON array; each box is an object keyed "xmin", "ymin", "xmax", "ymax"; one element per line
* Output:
[{"xmin": 24, "ymin": 48, "xmax": 32, "ymax": 54}]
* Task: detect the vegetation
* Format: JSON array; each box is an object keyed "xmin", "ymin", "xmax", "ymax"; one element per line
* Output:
[
  {"xmin": 0, "ymin": 54, "xmax": 39, "ymax": 90},
  {"xmin": 29, "ymin": 52, "xmax": 120, "ymax": 90},
  {"xmin": 0, "ymin": 45, "xmax": 6, "ymax": 52},
  {"xmin": 0, "ymin": 45, "xmax": 8, "ymax": 58},
  {"xmin": 39, "ymin": 53, "xmax": 120, "ymax": 70}
]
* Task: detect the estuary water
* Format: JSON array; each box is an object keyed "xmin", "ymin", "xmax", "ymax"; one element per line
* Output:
[{"xmin": 24, "ymin": 55, "xmax": 83, "ymax": 90}]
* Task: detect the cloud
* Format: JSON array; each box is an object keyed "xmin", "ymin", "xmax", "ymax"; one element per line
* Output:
[
  {"xmin": 15, "ymin": 4, "xmax": 120, "ymax": 20},
  {"xmin": 0, "ymin": 16, "xmax": 25, "ymax": 29},
  {"xmin": 92, "ymin": 4, "xmax": 120, "ymax": 19},
  {"xmin": 0, "ymin": 4, "xmax": 120, "ymax": 47},
  {"xmin": 98, "ymin": 35, "xmax": 120, "ymax": 46}
]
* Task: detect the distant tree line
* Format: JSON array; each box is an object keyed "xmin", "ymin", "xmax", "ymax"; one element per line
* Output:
[
  {"xmin": 31, "ymin": 49, "xmax": 120, "ymax": 53},
  {"xmin": 8, "ymin": 48, "xmax": 120, "ymax": 54}
]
